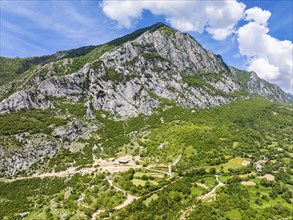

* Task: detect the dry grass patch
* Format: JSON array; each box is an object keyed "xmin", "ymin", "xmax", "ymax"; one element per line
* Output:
[
  {"xmin": 195, "ymin": 182, "xmax": 209, "ymax": 189},
  {"xmin": 241, "ymin": 181, "xmax": 256, "ymax": 186},
  {"xmin": 259, "ymin": 174, "xmax": 275, "ymax": 181},
  {"xmin": 241, "ymin": 160, "xmax": 250, "ymax": 166}
]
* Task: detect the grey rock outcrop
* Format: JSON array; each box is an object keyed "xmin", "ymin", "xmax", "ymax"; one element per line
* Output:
[
  {"xmin": 0, "ymin": 26, "xmax": 241, "ymax": 117},
  {"xmin": 248, "ymin": 72, "xmax": 291, "ymax": 104},
  {"xmin": 0, "ymin": 138, "xmax": 59, "ymax": 176},
  {"xmin": 0, "ymin": 90, "xmax": 52, "ymax": 114}
]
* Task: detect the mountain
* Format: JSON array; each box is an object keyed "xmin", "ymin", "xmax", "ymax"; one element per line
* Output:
[
  {"xmin": 0, "ymin": 23, "xmax": 292, "ymax": 220},
  {"xmin": 230, "ymin": 67, "xmax": 291, "ymax": 103},
  {"xmin": 0, "ymin": 23, "xmax": 290, "ymax": 118},
  {"xmin": 0, "ymin": 23, "xmax": 292, "ymax": 176},
  {"xmin": 287, "ymin": 93, "xmax": 293, "ymax": 99},
  {"xmin": 0, "ymin": 23, "xmax": 238, "ymax": 117}
]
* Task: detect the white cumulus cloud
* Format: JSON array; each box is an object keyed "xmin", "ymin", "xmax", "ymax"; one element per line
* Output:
[
  {"xmin": 100, "ymin": 0, "xmax": 245, "ymax": 40},
  {"xmin": 237, "ymin": 7, "xmax": 293, "ymax": 93},
  {"xmin": 248, "ymin": 58, "xmax": 280, "ymax": 80},
  {"xmin": 245, "ymin": 7, "xmax": 271, "ymax": 25}
]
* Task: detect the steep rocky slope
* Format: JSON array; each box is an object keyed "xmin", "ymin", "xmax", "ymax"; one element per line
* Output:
[
  {"xmin": 230, "ymin": 67, "xmax": 291, "ymax": 104},
  {"xmin": 0, "ymin": 23, "xmax": 241, "ymax": 118},
  {"xmin": 0, "ymin": 23, "xmax": 291, "ymax": 176}
]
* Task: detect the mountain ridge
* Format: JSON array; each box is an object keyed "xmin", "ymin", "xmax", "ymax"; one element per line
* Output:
[
  {"xmin": 1, "ymin": 22, "xmax": 291, "ymax": 110},
  {"xmin": 0, "ymin": 23, "xmax": 291, "ymax": 175},
  {"xmin": 0, "ymin": 23, "xmax": 242, "ymax": 118}
]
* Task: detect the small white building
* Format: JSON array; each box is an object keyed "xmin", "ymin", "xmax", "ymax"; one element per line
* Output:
[{"xmin": 254, "ymin": 160, "xmax": 266, "ymax": 171}]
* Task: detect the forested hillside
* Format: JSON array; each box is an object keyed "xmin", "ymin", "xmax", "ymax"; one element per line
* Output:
[{"xmin": 0, "ymin": 98, "xmax": 292, "ymax": 219}]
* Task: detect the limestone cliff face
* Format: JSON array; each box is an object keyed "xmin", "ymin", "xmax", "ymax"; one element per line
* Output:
[
  {"xmin": 0, "ymin": 25, "xmax": 241, "ymax": 118},
  {"xmin": 248, "ymin": 72, "xmax": 290, "ymax": 104},
  {"xmin": 230, "ymin": 67, "xmax": 292, "ymax": 104}
]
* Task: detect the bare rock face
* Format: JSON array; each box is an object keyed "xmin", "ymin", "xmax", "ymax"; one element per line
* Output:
[
  {"xmin": 0, "ymin": 26, "xmax": 241, "ymax": 118},
  {"xmin": 248, "ymin": 72, "xmax": 291, "ymax": 104},
  {"xmin": 0, "ymin": 90, "xmax": 52, "ymax": 114},
  {"xmin": 0, "ymin": 138, "xmax": 59, "ymax": 176}
]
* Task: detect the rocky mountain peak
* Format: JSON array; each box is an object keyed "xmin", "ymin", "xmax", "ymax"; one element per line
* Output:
[
  {"xmin": 0, "ymin": 23, "xmax": 243, "ymax": 118},
  {"xmin": 0, "ymin": 23, "xmax": 291, "ymax": 119},
  {"xmin": 230, "ymin": 67, "xmax": 292, "ymax": 104}
]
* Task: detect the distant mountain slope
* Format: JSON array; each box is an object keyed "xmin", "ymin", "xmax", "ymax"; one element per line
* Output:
[{"xmin": 230, "ymin": 67, "xmax": 292, "ymax": 104}]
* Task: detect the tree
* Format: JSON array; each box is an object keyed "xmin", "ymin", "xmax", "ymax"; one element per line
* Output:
[
  {"xmin": 239, "ymin": 200, "xmax": 249, "ymax": 210},
  {"xmin": 141, "ymin": 175, "xmax": 148, "ymax": 181},
  {"xmin": 209, "ymin": 168, "xmax": 216, "ymax": 175},
  {"xmin": 255, "ymin": 198, "xmax": 263, "ymax": 206}
]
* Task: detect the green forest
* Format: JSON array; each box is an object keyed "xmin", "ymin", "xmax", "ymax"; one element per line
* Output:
[{"xmin": 0, "ymin": 98, "xmax": 292, "ymax": 219}]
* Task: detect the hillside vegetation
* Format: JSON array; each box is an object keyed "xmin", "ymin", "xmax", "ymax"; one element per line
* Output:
[{"xmin": 0, "ymin": 98, "xmax": 292, "ymax": 219}]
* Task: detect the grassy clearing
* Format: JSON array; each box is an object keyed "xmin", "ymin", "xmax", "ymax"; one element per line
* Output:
[
  {"xmin": 224, "ymin": 157, "xmax": 247, "ymax": 170},
  {"xmin": 190, "ymin": 186, "xmax": 205, "ymax": 196},
  {"xmin": 205, "ymin": 157, "xmax": 247, "ymax": 172},
  {"xmin": 131, "ymin": 179, "xmax": 146, "ymax": 186},
  {"xmin": 134, "ymin": 172, "xmax": 164, "ymax": 178},
  {"xmin": 184, "ymin": 145, "xmax": 197, "ymax": 157},
  {"xmin": 219, "ymin": 175, "xmax": 232, "ymax": 183},
  {"xmin": 199, "ymin": 176, "xmax": 216, "ymax": 189},
  {"xmin": 131, "ymin": 179, "xmax": 158, "ymax": 186},
  {"xmin": 143, "ymin": 194, "xmax": 159, "ymax": 206},
  {"xmin": 281, "ymin": 157, "xmax": 291, "ymax": 164},
  {"xmin": 226, "ymin": 209, "xmax": 241, "ymax": 219}
]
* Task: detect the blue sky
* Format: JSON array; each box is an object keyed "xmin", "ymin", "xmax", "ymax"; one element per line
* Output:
[{"xmin": 0, "ymin": 0, "xmax": 292, "ymax": 93}]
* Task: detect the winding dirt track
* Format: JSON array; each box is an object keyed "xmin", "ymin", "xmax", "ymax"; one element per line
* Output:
[
  {"xmin": 91, "ymin": 178, "xmax": 139, "ymax": 219},
  {"xmin": 179, "ymin": 175, "xmax": 225, "ymax": 220},
  {"xmin": 91, "ymin": 209, "xmax": 105, "ymax": 220},
  {"xmin": 106, "ymin": 177, "xmax": 140, "ymax": 210},
  {"xmin": 197, "ymin": 175, "xmax": 224, "ymax": 200}
]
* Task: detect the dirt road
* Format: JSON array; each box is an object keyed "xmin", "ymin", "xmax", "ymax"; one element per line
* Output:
[
  {"xmin": 198, "ymin": 175, "xmax": 224, "ymax": 200},
  {"xmin": 0, "ymin": 161, "xmax": 141, "ymax": 183},
  {"xmin": 179, "ymin": 175, "xmax": 225, "ymax": 220},
  {"xmin": 106, "ymin": 177, "xmax": 139, "ymax": 210}
]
